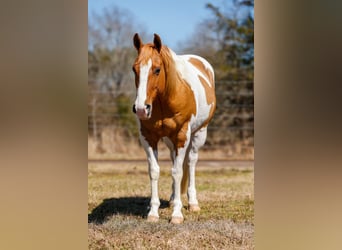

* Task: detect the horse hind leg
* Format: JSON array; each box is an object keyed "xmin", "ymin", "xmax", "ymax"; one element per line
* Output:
[
  {"xmin": 187, "ymin": 127, "xmax": 208, "ymax": 212},
  {"xmin": 187, "ymin": 147, "xmax": 201, "ymax": 213}
]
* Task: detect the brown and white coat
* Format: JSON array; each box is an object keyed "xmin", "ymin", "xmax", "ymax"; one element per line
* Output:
[{"xmin": 132, "ymin": 33, "xmax": 216, "ymax": 224}]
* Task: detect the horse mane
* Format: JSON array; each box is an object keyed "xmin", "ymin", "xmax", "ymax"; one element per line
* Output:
[{"xmin": 159, "ymin": 46, "xmax": 180, "ymax": 98}]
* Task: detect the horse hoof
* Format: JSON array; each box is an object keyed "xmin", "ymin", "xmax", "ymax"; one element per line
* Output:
[
  {"xmin": 147, "ymin": 215, "xmax": 159, "ymax": 222},
  {"xmin": 170, "ymin": 216, "xmax": 184, "ymax": 224},
  {"xmin": 189, "ymin": 204, "xmax": 201, "ymax": 212}
]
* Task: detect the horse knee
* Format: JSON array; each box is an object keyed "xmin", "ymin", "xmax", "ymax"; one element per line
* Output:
[
  {"xmin": 149, "ymin": 163, "xmax": 160, "ymax": 180},
  {"xmin": 150, "ymin": 169, "xmax": 159, "ymax": 180},
  {"xmin": 171, "ymin": 167, "xmax": 183, "ymax": 179}
]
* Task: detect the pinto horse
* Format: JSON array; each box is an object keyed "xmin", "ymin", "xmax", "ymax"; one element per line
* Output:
[{"xmin": 132, "ymin": 33, "xmax": 216, "ymax": 224}]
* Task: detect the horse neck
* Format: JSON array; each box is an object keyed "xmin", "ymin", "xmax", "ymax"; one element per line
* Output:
[{"xmin": 159, "ymin": 47, "xmax": 180, "ymax": 99}]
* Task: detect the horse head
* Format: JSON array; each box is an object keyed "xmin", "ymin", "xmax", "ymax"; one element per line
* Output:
[{"xmin": 132, "ymin": 33, "xmax": 165, "ymax": 120}]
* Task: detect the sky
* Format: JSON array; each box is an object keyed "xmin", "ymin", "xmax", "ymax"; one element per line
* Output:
[{"xmin": 88, "ymin": 0, "xmax": 228, "ymax": 51}]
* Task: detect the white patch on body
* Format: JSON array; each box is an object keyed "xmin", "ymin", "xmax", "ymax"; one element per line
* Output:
[
  {"xmin": 135, "ymin": 59, "xmax": 152, "ymax": 109},
  {"xmin": 170, "ymin": 51, "xmax": 214, "ymax": 132},
  {"xmin": 179, "ymin": 54, "xmax": 214, "ymax": 87}
]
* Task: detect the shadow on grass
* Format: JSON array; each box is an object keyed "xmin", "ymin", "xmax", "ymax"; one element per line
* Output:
[{"xmin": 88, "ymin": 196, "xmax": 169, "ymax": 224}]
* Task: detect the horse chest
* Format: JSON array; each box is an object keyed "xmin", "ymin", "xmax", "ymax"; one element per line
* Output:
[
  {"xmin": 161, "ymin": 118, "xmax": 178, "ymax": 133},
  {"xmin": 141, "ymin": 115, "xmax": 186, "ymax": 139}
]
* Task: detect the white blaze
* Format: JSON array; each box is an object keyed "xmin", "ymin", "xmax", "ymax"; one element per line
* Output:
[{"xmin": 135, "ymin": 59, "xmax": 152, "ymax": 109}]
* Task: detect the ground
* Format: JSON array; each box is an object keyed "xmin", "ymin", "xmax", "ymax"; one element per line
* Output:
[{"xmin": 88, "ymin": 160, "xmax": 254, "ymax": 249}]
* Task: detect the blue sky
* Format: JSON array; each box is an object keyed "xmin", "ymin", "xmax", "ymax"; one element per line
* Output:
[{"xmin": 88, "ymin": 0, "xmax": 228, "ymax": 50}]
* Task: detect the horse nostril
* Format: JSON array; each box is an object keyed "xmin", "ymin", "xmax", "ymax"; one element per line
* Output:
[
  {"xmin": 132, "ymin": 104, "xmax": 136, "ymax": 113},
  {"xmin": 145, "ymin": 104, "xmax": 152, "ymax": 117},
  {"xmin": 145, "ymin": 104, "xmax": 151, "ymax": 113}
]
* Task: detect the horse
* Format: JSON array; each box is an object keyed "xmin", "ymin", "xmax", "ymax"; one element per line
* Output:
[{"xmin": 132, "ymin": 33, "xmax": 216, "ymax": 224}]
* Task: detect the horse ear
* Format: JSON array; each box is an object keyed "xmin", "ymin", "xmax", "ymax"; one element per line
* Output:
[
  {"xmin": 133, "ymin": 33, "xmax": 143, "ymax": 51},
  {"xmin": 153, "ymin": 33, "xmax": 162, "ymax": 53}
]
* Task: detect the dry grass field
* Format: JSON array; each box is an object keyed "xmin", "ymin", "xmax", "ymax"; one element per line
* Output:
[{"xmin": 88, "ymin": 161, "xmax": 254, "ymax": 249}]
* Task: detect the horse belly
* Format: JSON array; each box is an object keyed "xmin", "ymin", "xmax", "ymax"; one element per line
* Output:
[{"xmin": 190, "ymin": 101, "xmax": 213, "ymax": 132}]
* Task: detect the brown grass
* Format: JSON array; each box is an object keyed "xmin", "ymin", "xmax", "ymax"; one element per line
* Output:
[
  {"xmin": 88, "ymin": 131, "xmax": 254, "ymax": 161},
  {"xmin": 88, "ymin": 161, "xmax": 254, "ymax": 249}
]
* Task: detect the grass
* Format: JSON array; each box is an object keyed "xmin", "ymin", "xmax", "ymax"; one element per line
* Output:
[{"xmin": 88, "ymin": 161, "xmax": 254, "ymax": 249}]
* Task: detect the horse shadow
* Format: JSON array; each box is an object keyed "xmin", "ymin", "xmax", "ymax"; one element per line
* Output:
[{"xmin": 88, "ymin": 196, "xmax": 169, "ymax": 224}]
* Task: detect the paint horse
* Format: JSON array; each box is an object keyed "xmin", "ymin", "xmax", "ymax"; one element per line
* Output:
[{"xmin": 132, "ymin": 33, "xmax": 216, "ymax": 224}]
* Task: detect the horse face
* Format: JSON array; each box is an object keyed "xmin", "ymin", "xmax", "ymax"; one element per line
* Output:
[{"xmin": 132, "ymin": 33, "xmax": 163, "ymax": 120}]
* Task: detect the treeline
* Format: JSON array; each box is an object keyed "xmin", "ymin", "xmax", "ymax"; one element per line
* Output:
[
  {"xmin": 185, "ymin": 1, "xmax": 254, "ymax": 149},
  {"xmin": 88, "ymin": 1, "xmax": 254, "ymax": 155}
]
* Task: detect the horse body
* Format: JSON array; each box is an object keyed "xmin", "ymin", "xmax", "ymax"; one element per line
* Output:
[{"xmin": 132, "ymin": 33, "xmax": 216, "ymax": 223}]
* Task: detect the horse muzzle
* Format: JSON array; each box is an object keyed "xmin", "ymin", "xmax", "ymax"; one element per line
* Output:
[{"xmin": 132, "ymin": 104, "xmax": 152, "ymax": 120}]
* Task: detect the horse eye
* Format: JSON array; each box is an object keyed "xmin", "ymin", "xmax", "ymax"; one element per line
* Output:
[{"xmin": 154, "ymin": 68, "xmax": 160, "ymax": 75}]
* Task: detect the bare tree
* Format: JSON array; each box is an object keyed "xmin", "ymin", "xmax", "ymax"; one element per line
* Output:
[
  {"xmin": 88, "ymin": 5, "xmax": 149, "ymax": 151},
  {"xmin": 88, "ymin": 4, "xmax": 148, "ymax": 95},
  {"xmin": 178, "ymin": 1, "xmax": 254, "ymax": 154}
]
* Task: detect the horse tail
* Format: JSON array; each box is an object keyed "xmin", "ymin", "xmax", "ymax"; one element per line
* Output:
[{"xmin": 181, "ymin": 161, "xmax": 189, "ymax": 194}]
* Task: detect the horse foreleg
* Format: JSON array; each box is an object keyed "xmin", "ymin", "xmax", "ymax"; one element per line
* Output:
[
  {"xmin": 162, "ymin": 137, "xmax": 176, "ymax": 205},
  {"xmin": 170, "ymin": 124, "xmax": 191, "ymax": 224},
  {"xmin": 140, "ymin": 135, "xmax": 160, "ymax": 222}
]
